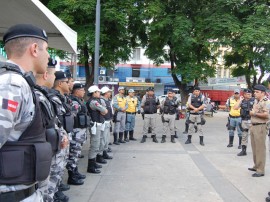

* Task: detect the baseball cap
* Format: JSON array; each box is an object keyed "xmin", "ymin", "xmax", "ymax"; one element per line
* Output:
[
  {"xmin": 101, "ymin": 86, "xmax": 112, "ymax": 94},
  {"xmin": 234, "ymin": 89, "xmax": 240, "ymax": 94},
  {"xmin": 254, "ymin": 84, "xmax": 266, "ymax": 92},
  {"xmin": 55, "ymin": 71, "xmax": 68, "ymax": 81},
  {"xmin": 118, "ymin": 86, "xmax": 125, "ymax": 91},
  {"xmin": 243, "ymin": 89, "xmax": 252, "ymax": 93},
  {"xmin": 128, "ymin": 89, "xmax": 135, "ymax": 93},
  {"xmin": 48, "ymin": 58, "xmax": 57, "ymax": 68},
  {"xmin": 73, "ymin": 82, "xmax": 85, "ymax": 90},
  {"xmin": 147, "ymin": 87, "xmax": 154, "ymax": 91},
  {"xmin": 88, "ymin": 85, "xmax": 101, "ymax": 93}
]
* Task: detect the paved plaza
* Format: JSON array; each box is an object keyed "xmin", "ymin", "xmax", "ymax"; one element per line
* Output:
[{"xmin": 64, "ymin": 112, "xmax": 270, "ymax": 202}]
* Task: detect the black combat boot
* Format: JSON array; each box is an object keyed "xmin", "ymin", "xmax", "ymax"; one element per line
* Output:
[
  {"xmin": 183, "ymin": 123, "xmax": 189, "ymax": 134},
  {"xmin": 103, "ymin": 150, "xmax": 113, "ymax": 159},
  {"xmin": 185, "ymin": 135, "xmax": 192, "ymax": 144},
  {"xmin": 199, "ymin": 136, "xmax": 205, "ymax": 146},
  {"xmin": 161, "ymin": 135, "xmax": 166, "ymax": 143},
  {"xmin": 58, "ymin": 183, "xmax": 70, "ymax": 192},
  {"xmin": 129, "ymin": 130, "xmax": 137, "ymax": 141},
  {"xmin": 67, "ymin": 170, "xmax": 84, "ymax": 185},
  {"xmin": 78, "ymin": 154, "xmax": 84, "ymax": 158},
  {"xmin": 171, "ymin": 135, "xmax": 176, "ymax": 143},
  {"xmin": 227, "ymin": 136, "xmax": 234, "ymax": 147},
  {"xmin": 141, "ymin": 135, "xmax": 147, "ymax": 143},
  {"xmin": 96, "ymin": 154, "xmax": 107, "ymax": 164},
  {"xmin": 87, "ymin": 159, "xmax": 101, "ymax": 174},
  {"xmin": 118, "ymin": 132, "xmax": 126, "ymax": 143},
  {"xmin": 174, "ymin": 131, "xmax": 179, "ymax": 138},
  {"xmin": 124, "ymin": 131, "xmax": 129, "ymax": 142},
  {"xmin": 54, "ymin": 190, "xmax": 69, "ymax": 202},
  {"xmin": 107, "ymin": 147, "xmax": 112, "ymax": 153},
  {"xmin": 152, "ymin": 135, "xmax": 158, "ymax": 143},
  {"xmin": 74, "ymin": 166, "xmax": 86, "ymax": 179},
  {"xmin": 238, "ymin": 137, "xmax": 242, "ymax": 149},
  {"xmin": 148, "ymin": 127, "xmax": 152, "ymax": 133},
  {"xmin": 113, "ymin": 133, "xmax": 120, "ymax": 145},
  {"xmin": 237, "ymin": 145, "xmax": 247, "ymax": 156}
]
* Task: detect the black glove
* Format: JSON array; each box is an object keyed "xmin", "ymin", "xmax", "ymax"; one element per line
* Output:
[{"xmin": 137, "ymin": 110, "xmax": 141, "ymax": 114}]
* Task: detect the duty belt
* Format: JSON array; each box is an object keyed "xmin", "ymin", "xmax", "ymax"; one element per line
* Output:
[
  {"xmin": 252, "ymin": 123, "xmax": 266, "ymax": 126},
  {"xmin": 0, "ymin": 185, "xmax": 36, "ymax": 202},
  {"xmin": 164, "ymin": 112, "xmax": 175, "ymax": 115},
  {"xmin": 126, "ymin": 112, "xmax": 136, "ymax": 115}
]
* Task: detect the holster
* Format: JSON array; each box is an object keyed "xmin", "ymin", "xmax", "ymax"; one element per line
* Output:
[
  {"xmin": 46, "ymin": 128, "xmax": 61, "ymax": 155},
  {"xmin": 59, "ymin": 114, "xmax": 74, "ymax": 133},
  {"xmin": 112, "ymin": 111, "xmax": 118, "ymax": 123},
  {"xmin": 74, "ymin": 114, "xmax": 88, "ymax": 128},
  {"xmin": 0, "ymin": 142, "xmax": 52, "ymax": 185}
]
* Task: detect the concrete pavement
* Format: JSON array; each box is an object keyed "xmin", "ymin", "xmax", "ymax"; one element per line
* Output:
[{"xmin": 64, "ymin": 112, "xmax": 270, "ymax": 202}]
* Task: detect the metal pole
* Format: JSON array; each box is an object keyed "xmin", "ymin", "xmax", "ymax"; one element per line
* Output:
[{"xmin": 94, "ymin": 0, "xmax": 101, "ymax": 85}]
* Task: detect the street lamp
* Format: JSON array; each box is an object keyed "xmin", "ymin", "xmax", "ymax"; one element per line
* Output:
[{"xmin": 94, "ymin": 0, "xmax": 100, "ymax": 85}]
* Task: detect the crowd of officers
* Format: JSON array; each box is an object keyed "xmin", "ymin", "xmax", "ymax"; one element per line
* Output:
[{"xmin": 1, "ymin": 24, "xmax": 270, "ymax": 202}]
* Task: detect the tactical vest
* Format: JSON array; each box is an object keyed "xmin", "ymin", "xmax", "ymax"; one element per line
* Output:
[
  {"xmin": 101, "ymin": 97, "xmax": 113, "ymax": 121},
  {"xmin": 70, "ymin": 95, "xmax": 89, "ymax": 128},
  {"xmin": 87, "ymin": 97, "xmax": 105, "ymax": 123},
  {"xmin": 144, "ymin": 96, "xmax": 158, "ymax": 114},
  {"xmin": 240, "ymin": 98, "xmax": 255, "ymax": 120},
  {"xmin": 115, "ymin": 94, "xmax": 127, "ymax": 109},
  {"xmin": 126, "ymin": 96, "xmax": 138, "ymax": 113},
  {"xmin": 229, "ymin": 98, "xmax": 241, "ymax": 117},
  {"xmin": 163, "ymin": 97, "xmax": 177, "ymax": 114},
  {"xmin": 49, "ymin": 89, "xmax": 74, "ymax": 133},
  {"xmin": 0, "ymin": 62, "xmax": 52, "ymax": 185},
  {"xmin": 191, "ymin": 94, "xmax": 203, "ymax": 109}
]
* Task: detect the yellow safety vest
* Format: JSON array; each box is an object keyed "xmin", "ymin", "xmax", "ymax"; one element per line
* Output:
[
  {"xmin": 229, "ymin": 98, "xmax": 241, "ymax": 116},
  {"xmin": 116, "ymin": 94, "xmax": 127, "ymax": 109},
  {"xmin": 126, "ymin": 96, "xmax": 138, "ymax": 113}
]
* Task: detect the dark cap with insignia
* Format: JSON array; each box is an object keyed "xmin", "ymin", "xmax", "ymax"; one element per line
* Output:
[
  {"xmin": 48, "ymin": 58, "xmax": 57, "ymax": 68},
  {"xmin": 73, "ymin": 83, "xmax": 85, "ymax": 90},
  {"xmin": 243, "ymin": 89, "xmax": 252, "ymax": 93},
  {"xmin": 168, "ymin": 89, "xmax": 175, "ymax": 93},
  {"xmin": 254, "ymin": 84, "xmax": 266, "ymax": 92},
  {"xmin": 3, "ymin": 24, "xmax": 48, "ymax": 44},
  {"xmin": 193, "ymin": 86, "xmax": 200, "ymax": 91},
  {"xmin": 147, "ymin": 87, "xmax": 154, "ymax": 91},
  {"xmin": 55, "ymin": 71, "xmax": 68, "ymax": 81}
]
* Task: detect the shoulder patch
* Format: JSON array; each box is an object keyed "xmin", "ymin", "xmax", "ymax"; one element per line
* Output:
[{"xmin": 1, "ymin": 98, "xmax": 19, "ymax": 112}]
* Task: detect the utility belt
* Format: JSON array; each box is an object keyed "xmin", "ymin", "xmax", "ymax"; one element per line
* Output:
[
  {"xmin": 0, "ymin": 185, "xmax": 36, "ymax": 202},
  {"xmin": 252, "ymin": 123, "xmax": 266, "ymax": 126},
  {"xmin": 126, "ymin": 112, "xmax": 136, "ymax": 115},
  {"xmin": 59, "ymin": 114, "xmax": 74, "ymax": 133},
  {"xmin": 0, "ymin": 142, "xmax": 52, "ymax": 185},
  {"xmin": 74, "ymin": 113, "xmax": 89, "ymax": 128},
  {"xmin": 229, "ymin": 115, "xmax": 241, "ymax": 118},
  {"xmin": 190, "ymin": 112, "xmax": 202, "ymax": 115},
  {"xmin": 163, "ymin": 112, "xmax": 175, "ymax": 115},
  {"xmin": 46, "ymin": 128, "xmax": 61, "ymax": 155}
]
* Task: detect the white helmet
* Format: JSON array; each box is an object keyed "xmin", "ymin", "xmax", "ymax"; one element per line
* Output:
[
  {"xmin": 88, "ymin": 85, "xmax": 101, "ymax": 93},
  {"xmin": 101, "ymin": 86, "xmax": 112, "ymax": 94}
]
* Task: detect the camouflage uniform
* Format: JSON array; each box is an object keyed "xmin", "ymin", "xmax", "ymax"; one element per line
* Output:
[{"xmin": 0, "ymin": 61, "xmax": 45, "ymax": 202}]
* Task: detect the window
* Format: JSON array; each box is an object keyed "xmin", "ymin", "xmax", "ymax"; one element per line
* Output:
[
  {"xmin": 133, "ymin": 48, "xmax": 141, "ymax": 61},
  {"xmin": 132, "ymin": 68, "xmax": 140, "ymax": 77}
]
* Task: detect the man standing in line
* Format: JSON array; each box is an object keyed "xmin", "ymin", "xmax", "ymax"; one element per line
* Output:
[
  {"xmin": 226, "ymin": 89, "xmax": 242, "ymax": 149},
  {"xmin": 248, "ymin": 85, "xmax": 269, "ymax": 178},
  {"xmin": 112, "ymin": 86, "xmax": 128, "ymax": 144},
  {"xmin": 140, "ymin": 87, "xmax": 160, "ymax": 143},
  {"xmin": 233, "ymin": 89, "xmax": 254, "ymax": 156},
  {"xmin": 125, "ymin": 89, "xmax": 141, "ymax": 142},
  {"xmin": 185, "ymin": 87, "xmax": 206, "ymax": 146}
]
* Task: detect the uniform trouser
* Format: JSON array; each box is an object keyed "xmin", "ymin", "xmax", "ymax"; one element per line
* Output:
[
  {"xmin": 143, "ymin": 114, "xmax": 157, "ymax": 136},
  {"xmin": 21, "ymin": 189, "xmax": 43, "ymax": 202},
  {"xmin": 89, "ymin": 124, "xmax": 102, "ymax": 159},
  {"xmin": 162, "ymin": 114, "xmax": 176, "ymax": 136},
  {"xmin": 66, "ymin": 128, "xmax": 86, "ymax": 171},
  {"xmin": 241, "ymin": 120, "xmax": 252, "ymax": 146},
  {"xmin": 100, "ymin": 121, "xmax": 110, "ymax": 153},
  {"xmin": 113, "ymin": 112, "xmax": 126, "ymax": 133},
  {"xmin": 125, "ymin": 113, "xmax": 136, "ymax": 131},
  {"xmin": 229, "ymin": 117, "xmax": 242, "ymax": 137},
  {"xmin": 188, "ymin": 114, "xmax": 203, "ymax": 136},
  {"xmin": 250, "ymin": 124, "xmax": 267, "ymax": 174}
]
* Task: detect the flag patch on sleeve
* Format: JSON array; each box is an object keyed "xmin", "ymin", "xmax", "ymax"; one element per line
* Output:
[{"xmin": 2, "ymin": 98, "xmax": 19, "ymax": 112}]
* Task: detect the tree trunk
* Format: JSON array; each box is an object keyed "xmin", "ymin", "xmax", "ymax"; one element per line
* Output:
[{"xmin": 83, "ymin": 44, "xmax": 94, "ymax": 100}]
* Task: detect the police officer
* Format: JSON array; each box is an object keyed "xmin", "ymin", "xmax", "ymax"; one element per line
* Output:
[
  {"xmin": 185, "ymin": 87, "xmax": 206, "ymax": 146},
  {"xmin": 36, "ymin": 59, "xmax": 70, "ymax": 202},
  {"xmin": 113, "ymin": 86, "xmax": 128, "ymax": 144},
  {"xmin": 87, "ymin": 85, "xmax": 108, "ymax": 173},
  {"xmin": 125, "ymin": 89, "xmax": 141, "ymax": 142},
  {"xmin": 172, "ymin": 90, "xmax": 181, "ymax": 138},
  {"xmin": 53, "ymin": 71, "xmax": 85, "ymax": 186},
  {"xmin": 226, "ymin": 89, "xmax": 242, "ymax": 148},
  {"xmin": 234, "ymin": 89, "xmax": 254, "ymax": 156},
  {"xmin": 160, "ymin": 89, "xmax": 181, "ymax": 143},
  {"xmin": 248, "ymin": 85, "xmax": 270, "ymax": 177},
  {"xmin": 0, "ymin": 24, "xmax": 52, "ymax": 202},
  {"xmin": 100, "ymin": 86, "xmax": 113, "ymax": 159},
  {"xmin": 140, "ymin": 87, "xmax": 160, "ymax": 143}
]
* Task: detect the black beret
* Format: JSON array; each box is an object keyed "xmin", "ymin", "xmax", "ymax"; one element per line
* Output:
[
  {"xmin": 55, "ymin": 71, "xmax": 68, "ymax": 81},
  {"xmin": 168, "ymin": 89, "xmax": 175, "ymax": 93},
  {"xmin": 48, "ymin": 58, "xmax": 57, "ymax": 68},
  {"xmin": 147, "ymin": 87, "xmax": 154, "ymax": 91},
  {"xmin": 73, "ymin": 83, "xmax": 85, "ymax": 90},
  {"xmin": 243, "ymin": 89, "xmax": 252, "ymax": 93},
  {"xmin": 193, "ymin": 86, "xmax": 200, "ymax": 91},
  {"xmin": 254, "ymin": 84, "xmax": 266, "ymax": 92},
  {"xmin": 3, "ymin": 24, "xmax": 48, "ymax": 44}
]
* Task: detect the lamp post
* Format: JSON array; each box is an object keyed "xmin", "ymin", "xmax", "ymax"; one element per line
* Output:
[{"xmin": 94, "ymin": 0, "xmax": 101, "ymax": 85}]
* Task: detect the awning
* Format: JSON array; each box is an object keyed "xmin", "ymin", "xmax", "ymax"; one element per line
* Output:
[{"xmin": 0, "ymin": 0, "xmax": 77, "ymax": 53}]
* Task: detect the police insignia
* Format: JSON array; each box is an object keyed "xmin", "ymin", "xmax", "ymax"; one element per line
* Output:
[{"xmin": 1, "ymin": 98, "xmax": 18, "ymax": 112}]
